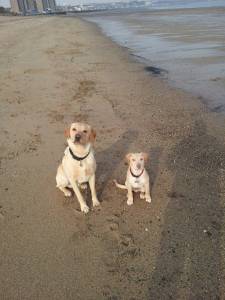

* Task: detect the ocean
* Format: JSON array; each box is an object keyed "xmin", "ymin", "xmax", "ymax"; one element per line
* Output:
[{"xmin": 84, "ymin": 1, "xmax": 225, "ymax": 112}]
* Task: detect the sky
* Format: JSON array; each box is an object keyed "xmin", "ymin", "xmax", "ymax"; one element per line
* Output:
[{"xmin": 0, "ymin": 0, "xmax": 10, "ymax": 7}]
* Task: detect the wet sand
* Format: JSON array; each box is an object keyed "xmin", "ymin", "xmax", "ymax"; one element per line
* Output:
[{"xmin": 0, "ymin": 15, "xmax": 225, "ymax": 299}]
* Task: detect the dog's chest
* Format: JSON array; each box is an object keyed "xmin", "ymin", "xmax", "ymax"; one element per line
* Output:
[
  {"xmin": 76, "ymin": 160, "xmax": 94, "ymax": 183},
  {"xmin": 77, "ymin": 156, "xmax": 95, "ymax": 182},
  {"xmin": 129, "ymin": 174, "xmax": 145, "ymax": 189},
  {"xmin": 64, "ymin": 151, "xmax": 96, "ymax": 183}
]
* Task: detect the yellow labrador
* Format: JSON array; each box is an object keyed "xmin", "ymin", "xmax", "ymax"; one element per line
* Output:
[
  {"xmin": 114, "ymin": 152, "xmax": 151, "ymax": 206},
  {"xmin": 56, "ymin": 122, "xmax": 100, "ymax": 213}
]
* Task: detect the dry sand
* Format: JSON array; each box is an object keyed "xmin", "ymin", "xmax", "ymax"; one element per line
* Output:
[{"xmin": 0, "ymin": 15, "xmax": 225, "ymax": 299}]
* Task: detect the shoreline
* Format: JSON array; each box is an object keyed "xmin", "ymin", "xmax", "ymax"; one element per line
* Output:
[
  {"xmin": 1, "ymin": 15, "xmax": 225, "ymax": 299},
  {"xmin": 73, "ymin": 5, "xmax": 225, "ymax": 16},
  {"xmin": 79, "ymin": 15, "xmax": 225, "ymax": 119},
  {"xmin": 81, "ymin": 6, "xmax": 225, "ymax": 112}
]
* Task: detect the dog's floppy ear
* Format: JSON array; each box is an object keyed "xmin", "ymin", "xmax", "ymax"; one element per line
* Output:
[
  {"xmin": 90, "ymin": 128, "xmax": 96, "ymax": 143},
  {"xmin": 125, "ymin": 153, "xmax": 132, "ymax": 165},
  {"xmin": 64, "ymin": 128, "xmax": 70, "ymax": 138},
  {"xmin": 142, "ymin": 152, "xmax": 149, "ymax": 162}
]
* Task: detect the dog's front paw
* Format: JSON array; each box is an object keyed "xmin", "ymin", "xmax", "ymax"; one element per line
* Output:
[
  {"xmin": 92, "ymin": 198, "xmax": 100, "ymax": 207},
  {"xmin": 146, "ymin": 197, "xmax": 152, "ymax": 203},
  {"xmin": 92, "ymin": 198, "xmax": 100, "ymax": 206},
  {"xmin": 81, "ymin": 205, "xmax": 90, "ymax": 214},
  {"xmin": 127, "ymin": 198, "xmax": 134, "ymax": 206}
]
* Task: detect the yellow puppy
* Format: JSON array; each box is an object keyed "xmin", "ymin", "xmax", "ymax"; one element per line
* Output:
[
  {"xmin": 114, "ymin": 152, "xmax": 151, "ymax": 206},
  {"xmin": 56, "ymin": 122, "xmax": 100, "ymax": 214}
]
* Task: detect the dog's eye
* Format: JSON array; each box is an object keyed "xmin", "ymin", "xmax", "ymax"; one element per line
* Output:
[
  {"xmin": 72, "ymin": 128, "xmax": 77, "ymax": 131},
  {"xmin": 83, "ymin": 130, "xmax": 87, "ymax": 133},
  {"xmin": 140, "ymin": 158, "xmax": 143, "ymax": 161}
]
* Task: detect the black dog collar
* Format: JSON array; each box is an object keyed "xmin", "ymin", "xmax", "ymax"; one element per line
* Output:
[
  {"xmin": 69, "ymin": 147, "xmax": 90, "ymax": 165},
  {"xmin": 130, "ymin": 168, "xmax": 144, "ymax": 178}
]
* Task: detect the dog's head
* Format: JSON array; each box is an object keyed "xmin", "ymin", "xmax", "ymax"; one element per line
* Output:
[
  {"xmin": 65, "ymin": 122, "xmax": 96, "ymax": 146},
  {"xmin": 125, "ymin": 152, "xmax": 148, "ymax": 171}
]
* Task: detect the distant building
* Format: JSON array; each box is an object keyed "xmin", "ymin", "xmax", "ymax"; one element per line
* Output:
[
  {"xmin": 10, "ymin": 0, "xmax": 20, "ymax": 13},
  {"xmin": 10, "ymin": 0, "xmax": 55, "ymax": 14},
  {"xmin": 10, "ymin": 0, "xmax": 37, "ymax": 14},
  {"xmin": 36, "ymin": 0, "xmax": 56, "ymax": 12}
]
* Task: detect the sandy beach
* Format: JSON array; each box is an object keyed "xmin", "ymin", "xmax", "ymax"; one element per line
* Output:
[{"xmin": 1, "ymin": 15, "xmax": 225, "ymax": 299}]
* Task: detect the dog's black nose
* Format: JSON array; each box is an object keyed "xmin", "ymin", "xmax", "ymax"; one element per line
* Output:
[
  {"xmin": 137, "ymin": 163, "xmax": 141, "ymax": 169},
  {"xmin": 75, "ymin": 134, "xmax": 81, "ymax": 141}
]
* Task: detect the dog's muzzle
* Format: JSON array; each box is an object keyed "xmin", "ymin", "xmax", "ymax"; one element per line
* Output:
[
  {"xmin": 136, "ymin": 163, "xmax": 142, "ymax": 170},
  {"xmin": 75, "ymin": 134, "xmax": 81, "ymax": 142}
]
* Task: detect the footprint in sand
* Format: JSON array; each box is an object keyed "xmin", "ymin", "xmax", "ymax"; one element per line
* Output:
[
  {"xmin": 119, "ymin": 233, "xmax": 134, "ymax": 247},
  {"xmin": 0, "ymin": 206, "xmax": 5, "ymax": 220},
  {"xmin": 47, "ymin": 110, "xmax": 64, "ymax": 123},
  {"xmin": 106, "ymin": 216, "xmax": 140, "ymax": 258},
  {"xmin": 72, "ymin": 80, "xmax": 96, "ymax": 101}
]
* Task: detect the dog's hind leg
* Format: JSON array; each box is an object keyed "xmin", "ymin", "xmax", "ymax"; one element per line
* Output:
[
  {"xmin": 56, "ymin": 165, "xmax": 72, "ymax": 197},
  {"xmin": 140, "ymin": 192, "xmax": 145, "ymax": 199},
  {"xmin": 57, "ymin": 186, "xmax": 72, "ymax": 197}
]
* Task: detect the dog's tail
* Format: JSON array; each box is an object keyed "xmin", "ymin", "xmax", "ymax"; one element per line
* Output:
[{"xmin": 113, "ymin": 179, "xmax": 127, "ymax": 190}]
